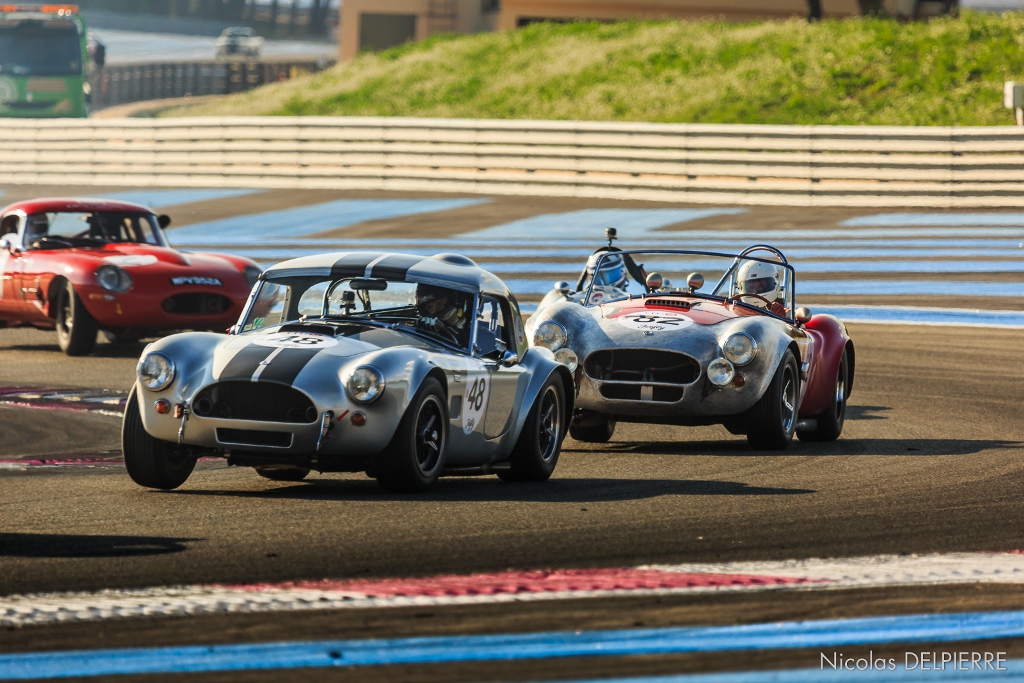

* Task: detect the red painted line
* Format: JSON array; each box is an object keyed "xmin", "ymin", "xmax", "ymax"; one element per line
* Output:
[{"xmin": 224, "ymin": 568, "xmax": 831, "ymax": 598}]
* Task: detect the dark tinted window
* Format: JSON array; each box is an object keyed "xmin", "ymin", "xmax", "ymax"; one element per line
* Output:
[{"xmin": 0, "ymin": 21, "xmax": 81, "ymax": 77}]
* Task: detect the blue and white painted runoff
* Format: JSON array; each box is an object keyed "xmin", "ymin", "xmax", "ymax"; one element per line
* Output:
[
  {"xmin": 166, "ymin": 198, "xmax": 489, "ymax": 241},
  {"xmin": 843, "ymin": 213, "xmax": 1024, "ymax": 227},
  {"xmin": 505, "ymin": 280, "xmax": 1024, "ymax": 298},
  {"xmin": 463, "ymin": 208, "xmax": 747, "ymax": 240},
  {"xmin": 104, "ymin": 188, "xmax": 264, "ymax": 209},
  {"xmin": 3, "ymin": 610, "xmax": 1024, "ymax": 680}
]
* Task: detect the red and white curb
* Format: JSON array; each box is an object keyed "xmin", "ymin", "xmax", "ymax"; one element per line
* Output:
[
  {"xmin": 0, "ymin": 388, "xmax": 126, "ymax": 418},
  {"xmin": 4, "ymin": 552, "xmax": 1024, "ymax": 627}
]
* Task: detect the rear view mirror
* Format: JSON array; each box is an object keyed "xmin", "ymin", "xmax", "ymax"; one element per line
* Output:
[
  {"xmin": 795, "ymin": 307, "xmax": 813, "ymax": 324},
  {"xmin": 157, "ymin": 215, "xmax": 171, "ymax": 229},
  {"xmin": 350, "ymin": 278, "xmax": 388, "ymax": 291}
]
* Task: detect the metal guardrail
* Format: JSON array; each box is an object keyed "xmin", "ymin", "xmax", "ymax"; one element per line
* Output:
[
  {"xmin": 2, "ymin": 117, "xmax": 1023, "ymax": 207},
  {"xmin": 90, "ymin": 60, "xmax": 333, "ymax": 110}
]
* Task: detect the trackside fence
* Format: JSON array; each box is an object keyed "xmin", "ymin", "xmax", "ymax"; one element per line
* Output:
[{"xmin": 2, "ymin": 117, "xmax": 1023, "ymax": 207}]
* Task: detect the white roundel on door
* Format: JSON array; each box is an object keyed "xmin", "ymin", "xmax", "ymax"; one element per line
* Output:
[
  {"xmin": 617, "ymin": 311, "xmax": 694, "ymax": 332},
  {"xmin": 251, "ymin": 332, "xmax": 339, "ymax": 349},
  {"xmin": 462, "ymin": 375, "xmax": 490, "ymax": 435}
]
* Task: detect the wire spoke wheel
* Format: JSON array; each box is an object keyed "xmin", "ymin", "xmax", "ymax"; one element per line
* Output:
[{"xmin": 781, "ymin": 367, "xmax": 797, "ymax": 434}]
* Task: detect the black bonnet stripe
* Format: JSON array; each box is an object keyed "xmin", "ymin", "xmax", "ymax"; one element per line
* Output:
[
  {"xmin": 330, "ymin": 252, "xmax": 384, "ymax": 279},
  {"xmin": 218, "ymin": 345, "xmax": 272, "ymax": 380},
  {"xmin": 257, "ymin": 348, "xmax": 322, "ymax": 385},
  {"xmin": 370, "ymin": 254, "xmax": 425, "ymax": 281}
]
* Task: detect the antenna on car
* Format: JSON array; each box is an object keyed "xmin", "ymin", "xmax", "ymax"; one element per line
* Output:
[{"xmin": 604, "ymin": 227, "xmax": 617, "ymax": 247}]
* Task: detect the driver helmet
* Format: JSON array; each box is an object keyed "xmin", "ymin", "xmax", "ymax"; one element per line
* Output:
[
  {"xmin": 416, "ymin": 283, "xmax": 467, "ymax": 329},
  {"xmin": 734, "ymin": 260, "xmax": 781, "ymax": 307},
  {"xmin": 586, "ymin": 251, "xmax": 628, "ymax": 290}
]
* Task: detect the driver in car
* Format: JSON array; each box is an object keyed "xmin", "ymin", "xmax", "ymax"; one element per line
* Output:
[
  {"xmin": 734, "ymin": 260, "xmax": 787, "ymax": 316},
  {"xmin": 577, "ymin": 251, "xmax": 631, "ymax": 304},
  {"xmin": 415, "ymin": 283, "xmax": 471, "ymax": 347}
]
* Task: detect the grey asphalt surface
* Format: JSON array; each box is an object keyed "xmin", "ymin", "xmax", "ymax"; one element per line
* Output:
[
  {"xmin": 2, "ymin": 187, "xmax": 1024, "ymax": 679},
  {"xmin": 2, "ymin": 323, "xmax": 1024, "ymax": 681}
]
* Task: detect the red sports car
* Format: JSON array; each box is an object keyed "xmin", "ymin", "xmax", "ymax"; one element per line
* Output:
[{"xmin": 0, "ymin": 198, "xmax": 261, "ymax": 355}]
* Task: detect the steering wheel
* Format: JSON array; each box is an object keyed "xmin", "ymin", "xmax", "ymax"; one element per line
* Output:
[
  {"xmin": 32, "ymin": 236, "xmax": 75, "ymax": 249},
  {"xmin": 732, "ymin": 293, "xmax": 773, "ymax": 307}
]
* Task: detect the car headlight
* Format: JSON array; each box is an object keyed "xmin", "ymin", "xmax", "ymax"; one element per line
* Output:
[
  {"xmin": 707, "ymin": 358, "xmax": 735, "ymax": 387},
  {"xmin": 243, "ymin": 265, "xmax": 262, "ymax": 289},
  {"xmin": 95, "ymin": 265, "xmax": 133, "ymax": 293},
  {"xmin": 722, "ymin": 333, "xmax": 757, "ymax": 366},
  {"xmin": 533, "ymin": 321, "xmax": 567, "ymax": 350},
  {"xmin": 137, "ymin": 352, "xmax": 175, "ymax": 391},
  {"xmin": 553, "ymin": 347, "xmax": 578, "ymax": 372},
  {"xmin": 345, "ymin": 365, "xmax": 385, "ymax": 403}
]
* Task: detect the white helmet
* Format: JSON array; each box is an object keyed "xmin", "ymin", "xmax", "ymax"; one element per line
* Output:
[
  {"xmin": 586, "ymin": 251, "xmax": 628, "ymax": 290},
  {"xmin": 734, "ymin": 260, "xmax": 781, "ymax": 307}
]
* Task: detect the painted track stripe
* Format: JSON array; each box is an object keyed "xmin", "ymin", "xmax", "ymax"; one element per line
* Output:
[
  {"xmin": 166, "ymin": 198, "xmax": 487, "ymax": 241},
  {"xmin": 4, "ymin": 610, "xmax": 1024, "ymax": 680},
  {"xmin": 103, "ymin": 189, "xmax": 263, "ymax": 210},
  {"xmin": 4, "ymin": 552, "xmax": 1024, "ymax": 628},
  {"xmin": 502, "ymin": 279, "xmax": 1024, "ymax": 297}
]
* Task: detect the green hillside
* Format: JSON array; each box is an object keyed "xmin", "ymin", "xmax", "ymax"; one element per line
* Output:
[{"xmin": 166, "ymin": 12, "xmax": 1024, "ymax": 126}]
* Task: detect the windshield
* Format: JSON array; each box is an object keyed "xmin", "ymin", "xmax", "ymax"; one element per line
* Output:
[
  {"xmin": 583, "ymin": 249, "xmax": 795, "ymax": 318},
  {"xmin": 25, "ymin": 212, "xmax": 167, "ymax": 249},
  {"xmin": 0, "ymin": 20, "xmax": 81, "ymax": 77},
  {"xmin": 241, "ymin": 275, "xmax": 475, "ymax": 350}
]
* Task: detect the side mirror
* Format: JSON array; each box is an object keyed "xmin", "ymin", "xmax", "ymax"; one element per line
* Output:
[
  {"xmin": 553, "ymin": 281, "xmax": 571, "ymax": 296},
  {"xmin": 645, "ymin": 272, "xmax": 664, "ymax": 291},
  {"xmin": 226, "ymin": 324, "xmax": 240, "ymax": 335},
  {"xmin": 157, "ymin": 215, "xmax": 171, "ymax": 229},
  {"xmin": 795, "ymin": 307, "xmax": 813, "ymax": 324},
  {"xmin": 687, "ymin": 272, "xmax": 704, "ymax": 291},
  {"xmin": 500, "ymin": 350, "xmax": 519, "ymax": 367},
  {"xmin": 0, "ymin": 236, "xmax": 18, "ymax": 254}
]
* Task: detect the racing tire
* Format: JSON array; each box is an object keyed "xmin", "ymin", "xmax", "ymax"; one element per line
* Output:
[
  {"xmin": 122, "ymin": 387, "xmax": 196, "ymax": 490},
  {"xmin": 744, "ymin": 350, "xmax": 799, "ymax": 451},
  {"xmin": 255, "ymin": 467, "xmax": 310, "ymax": 482},
  {"xmin": 797, "ymin": 347, "xmax": 849, "ymax": 443},
  {"xmin": 55, "ymin": 281, "xmax": 98, "ymax": 356},
  {"xmin": 376, "ymin": 377, "xmax": 448, "ymax": 493},
  {"xmin": 568, "ymin": 418, "xmax": 615, "ymax": 443},
  {"xmin": 498, "ymin": 376, "xmax": 565, "ymax": 482}
]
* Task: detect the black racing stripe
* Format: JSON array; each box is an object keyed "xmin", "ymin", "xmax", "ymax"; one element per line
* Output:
[
  {"xmin": 257, "ymin": 348, "xmax": 322, "ymax": 385},
  {"xmin": 218, "ymin": 345, "xmax": 273, "ymax": 380},
  {"xmin": 370, "ymin": 254, "xmax": 425, "ymax": 281},
  {"xmin": 330, "ymin": 252, "xmax": 384, "ymax": 279}
]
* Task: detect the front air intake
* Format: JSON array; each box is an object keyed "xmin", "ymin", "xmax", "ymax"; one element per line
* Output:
[
  {"xmin": 192, "ymin": 381, "xmax": 318, "ymax": 424},
  {"xmin": 584, "ymin": 349, "xmax": 700, "ymax": 385}
]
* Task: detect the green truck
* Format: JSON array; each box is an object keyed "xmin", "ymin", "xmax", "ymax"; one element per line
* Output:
[{"xmin": 0, "ymin": 4, "xmax": 89, "ymax": 117}]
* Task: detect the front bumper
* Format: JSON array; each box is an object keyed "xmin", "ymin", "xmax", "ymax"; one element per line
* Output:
[{"xmin": 79, "ymin": 284, "xmax": 241, "ymax": 331}]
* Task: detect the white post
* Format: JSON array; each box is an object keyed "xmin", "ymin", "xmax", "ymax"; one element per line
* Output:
[{"xmin": 1005, "ymin": 81, "xmax": 1024, "ymax": 126}]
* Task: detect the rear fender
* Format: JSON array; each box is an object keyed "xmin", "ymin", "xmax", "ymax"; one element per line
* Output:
[{"xmin": 799, "ymin": 314, "xmax": 853, "ymax": 417}]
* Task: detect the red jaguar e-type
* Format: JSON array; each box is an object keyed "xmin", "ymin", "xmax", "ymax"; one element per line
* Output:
[{"xmin": 0, "ymin": 198, "xmax": 261, "ymax": 355}]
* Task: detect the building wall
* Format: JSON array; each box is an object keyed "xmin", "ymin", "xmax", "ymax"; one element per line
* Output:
[{"xmin": 340, "ymin": 0, "xmax": 888, "ymax": 62}]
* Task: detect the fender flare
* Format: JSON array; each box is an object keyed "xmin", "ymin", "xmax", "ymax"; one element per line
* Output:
[
  {"xmin": 799, "ymin": 314, "xmax": 853, "ymax": 417},
  {"xmin": 507, "ymin": 347, "xmax": 574, "ymax": 449}
]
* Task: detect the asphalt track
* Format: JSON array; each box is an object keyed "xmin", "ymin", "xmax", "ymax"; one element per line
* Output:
[{"xmin": 2, "ymin": 187, "xmax": 1024, "ymax": 681}]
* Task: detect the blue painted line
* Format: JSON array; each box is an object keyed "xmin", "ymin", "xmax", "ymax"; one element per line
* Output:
[
  {"xmin": 843, "ymin": 213, "xmax": 1024, "ymax": 227},
  {"xmin": 3, "ymin": 610, "xmax": 1024, "ymax": 680},
  {"xmin": 562, "ymin": 659, "xmax": 1024, "ymax": 682},
  {"xmin": 166, "ymin": 198, "xmax": 488, "ymax": 241},
  {"xmin": 103, "ymin": 189, "xmax": 264, "ymax": 209},
  {"xmin": 441, "ymin": 260, "xmax": 1024, "ymax": 275},
  {"xmin": 809, "ymin": 305, "xmax": 1024, "ymax": 328},
  {"xmin": 504, "ymin": 280, "xmax": 1024, "ymax": 297},
  {"xmin": 204, "ymin": 246, "xmax": 1024, "ymax": 261},
  {"xmin": 458, "ymin": 208, "xmax": 747, "ymax": 240},
  {"xmin": 172, "ymin": 230, "xmax": 1024, "ymax": 248}
]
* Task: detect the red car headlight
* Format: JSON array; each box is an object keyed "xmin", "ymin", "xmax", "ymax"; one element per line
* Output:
[{"xmin": 95, "ymin": 265, "xmax": 133, "ymax": 293}]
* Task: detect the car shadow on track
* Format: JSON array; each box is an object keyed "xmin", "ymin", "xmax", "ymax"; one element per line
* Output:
[
  {"xmin": 168, "ymin": 477, "xmax": 816, "ymax": 503},
  {"xmin": 582, "ymin": 438, "xmax": 1022, "ymax": 457},
  {"xmin": 0, "ymin": 532, "xmax": 200, "ymax": 557}
]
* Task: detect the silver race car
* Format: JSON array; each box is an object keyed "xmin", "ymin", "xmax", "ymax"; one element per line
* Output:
[
  {"xmin": 123, "ymin": 252, "xmax": 573, "ymax": 492},
  {"xmin": 528, "ymin": 236, "xmax": 854, "ymax": 450}
]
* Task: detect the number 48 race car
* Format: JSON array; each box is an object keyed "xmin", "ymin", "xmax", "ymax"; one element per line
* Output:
[
  {"xmin": 122, "ymin": 252, "xmax": 573, "ymax": 493},
  {"xmin": 528, "ymin": 242, "xmax": 854, "ymax": 450}
]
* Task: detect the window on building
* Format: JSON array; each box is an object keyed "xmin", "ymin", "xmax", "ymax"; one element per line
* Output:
[{"xmin": 359, "ymin": 13, "xmax": 416, "ymax": 52}]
